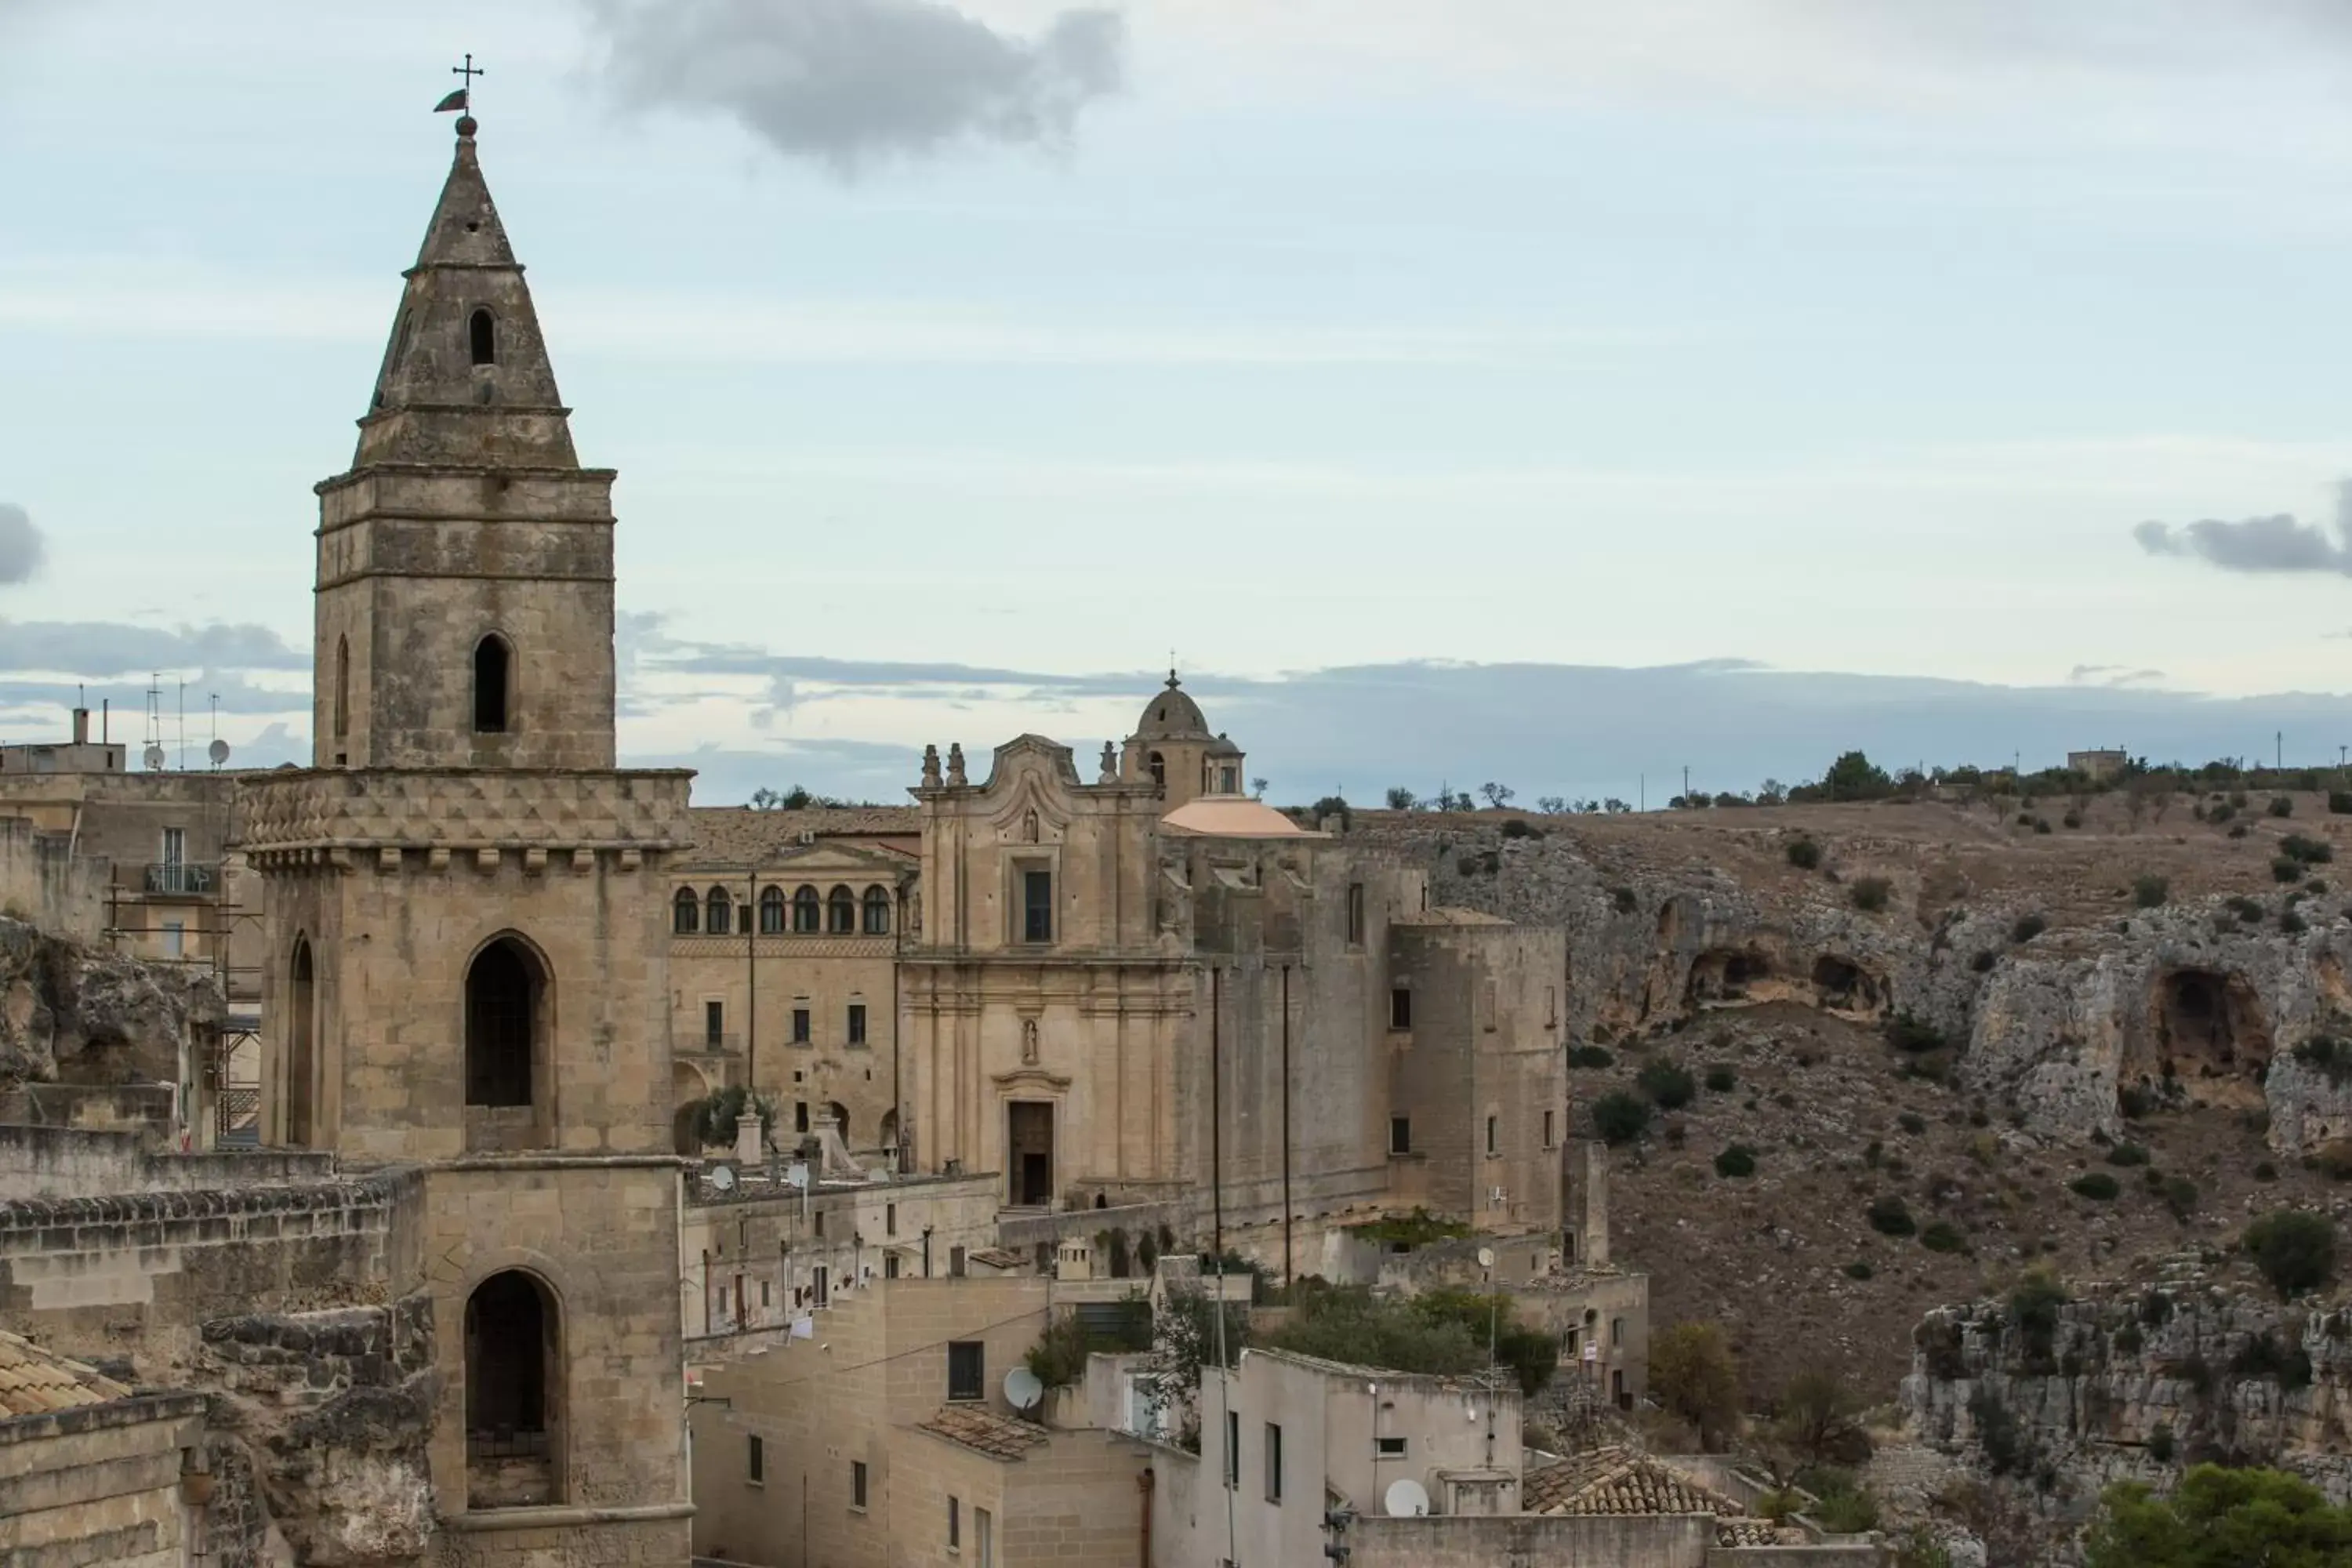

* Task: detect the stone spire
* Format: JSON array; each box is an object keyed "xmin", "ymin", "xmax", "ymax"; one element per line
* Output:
[{"xmin": 354, "ymin": 115, "xmax": 577, "ymax": 470}]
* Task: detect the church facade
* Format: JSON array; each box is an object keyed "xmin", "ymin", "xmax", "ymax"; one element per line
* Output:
[{"xmin": 238, "ymin": 114, "xmax": 692, "ymax": 1562}]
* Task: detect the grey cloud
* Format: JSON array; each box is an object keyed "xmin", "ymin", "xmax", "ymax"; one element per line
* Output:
[
  {"xmin": 586, "ymin": 0, "xmax": 1125, "ymax": 175},
  {"xmin": 0, "ymin": 505, "xmax": 44, "ymax": 585},
  {"xmin": 0, "ymin": 616, "xmax": 307, "ymax": 677},
  {"xmin": 623, "ymin": 739, "xmax": 918, "ymax": 808},
  {"xmin": 2134, "ymin": 484, "xmax": 2352, "ymax": 575},
  {"xmin": 2068, "ymin": 663, "xmax": 2165, "ymax": 688}
]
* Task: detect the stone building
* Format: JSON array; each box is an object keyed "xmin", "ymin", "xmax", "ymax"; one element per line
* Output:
[
  {"xmin": 665, "ymin": 808, "xmax": 918, "ymax": 1155},
  {"xmin": 900, "ymin": 681, "xmax": 1571, "ymax": 1276},
  {"xmin": 688, "ymin": 1275, "xmax": 1150, "ymax": 1567},
  {"xmin": 234, "ymin": 112, "xmax": 692, "ymax": 1561},
  {"xmin": 0, "ymin": 1327, "xmax": 209, "ymax": 1568}
]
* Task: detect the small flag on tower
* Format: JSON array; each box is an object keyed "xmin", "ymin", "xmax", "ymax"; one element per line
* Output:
[
  {"xmin": 434, "ymin": 89, "xmax": 468, "ymax": 113},
  {"xmin": 437, "ymin": 54, "xmax": 485, "ymax": 114}
]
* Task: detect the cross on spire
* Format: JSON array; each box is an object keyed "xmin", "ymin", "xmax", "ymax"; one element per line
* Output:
[
  {"xmin": 435, "ymin": 53, "xmax": 484, "ymax": 119},
  {"xmin": 453, "ymin": 52, "xmax": 485, "ymax": 96}
]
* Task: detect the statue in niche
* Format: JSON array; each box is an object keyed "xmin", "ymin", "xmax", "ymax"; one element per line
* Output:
[
  {"xmin": 1022, "ymin": 1018, "xmax": 1040, "ymax": 1065},
  {"xmin": 1022, "ymin": 808, "xmax": 1040, "ymax": 844}
]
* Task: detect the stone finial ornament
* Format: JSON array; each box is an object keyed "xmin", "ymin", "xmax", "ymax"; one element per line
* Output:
[
  {"xmin": 1098, "ymin": 742, "xmax": 1117, "ymax": 783},
  {"xmin": 946, "ymin": 743, "xmax": 967, "ymax": 787},
  {"xmin": 921, "ymin": 744, "xmax": 942, "ymax": 788}
]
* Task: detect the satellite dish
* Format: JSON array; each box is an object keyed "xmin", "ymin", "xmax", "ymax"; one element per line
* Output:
[
  {"xmin": 708, "ymin": 1163, "xmax": 737, "ymax": 1192},
  {"xmin": 1384, "ymin": 1479, "xmax": 1430, "ymax": 1518},
  {"xmin": 142, "ymin": 744, "xmax": 166, "ymax": 771},
  {"xmin": 786, "ymin": 1162, "xmax": 810, "ymax": 1190},
  {"xmin": 208, "ymin": 739, "xmax": 230, "ymax": 767},
  {"xmin": 1004, "ymin": 1367, "xmax": 1044, "ymax": 1413},
  {"xmin": 1475, "ymin": 1247, "xmax": 1495, "ymax": 1271}
]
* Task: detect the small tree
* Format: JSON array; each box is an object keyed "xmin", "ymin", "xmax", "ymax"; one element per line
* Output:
[
  {"xmin": 1636, "ymin": 1058, "xmax": 1697, "ymax": 1109},
  {"xmin": 1768, "ymin": 1365, "xmax": 1870, "ymax": 1472},
  {"xmin": 2244, "ymin": 1210, "xmax": 2337, "ymax": 1300},
  {"xmin": 1479, "ymin": 782, "xmax": 1515, "ymax": 810},
  {"xmin": 1141, "ymin": 1287, "xmax": 1251, "ymax": 1453},
  {"xmin": 1650, "ymin": 1322, "xmax": 1742, "ymax": 1450},
  {"xmin": 1592, "ymin": 1091, "xmax": 1652, "ymax": 1145},
  {"xmin": 1309, "ymin": 794, "xmax": 1352, "ymax": 831},
  {"xmin": 1824, "ymin": 750, "xmax": 1893, "ymax": 801},
  {"xmin": 1536, "ymin": 795, "xmax": 1567, "ymax": 814},
  {"xmin": 1250, "ymin": 776, "xmax": 1269, "ymax": 799},
  {"xmin": 1385, "ymin": 786, "xmax": 1416, "ymax": 811}
]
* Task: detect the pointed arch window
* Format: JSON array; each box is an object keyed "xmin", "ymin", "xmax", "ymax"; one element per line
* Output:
[
  {"xmin": 332, "ymin": 637, "xmax": 350, "ymax": 740},
  {"xmin": 706, "ymin": 886, "xmax": 733, "ymax": 936},
  {"xmin": 1148, "ymin": 751, "xmax": 1166, "ymax": 793},
  {"xmin": 827, "ymin": 885, "xmax": 857, "ymax": 935},
  {"xmin": 470, "ymin": 307, "xmax": 497, "ymax": 367},
  {"xmin": 862, "ymin": 885, "xmax": 891, "ymax": 935},
  {"xmin": 465, "ymin": 937, "xmax": 542, "ymax": 1109},
  {"xmin": 288, "ymin": 938, "xmax": 317, "ymax": 1147},
  {"xmin": 473, "ymin": 635, "xmax": 510, "ymax": 734},
  {"xmin": 672, "ymin": 887, "xmax": 700, "ymax": 935},
  {"xmin": 760, "ymin": 886, "xmax": 786, "ymax": 935},
  {"xmin": 792, "ymin": 886, "xmax": 821, "ymax": 934}
]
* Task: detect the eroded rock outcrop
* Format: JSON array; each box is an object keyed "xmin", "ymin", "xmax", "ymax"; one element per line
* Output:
[
  {"xmin": 0, "ymin": 914, "xmax": 223, "ymax": 1087},
  {"xmin": 1374, "ymin": 819, "xmax": 2352, "ymax": 1153}
]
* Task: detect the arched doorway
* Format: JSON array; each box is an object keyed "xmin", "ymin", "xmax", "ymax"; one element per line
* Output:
[
  {"xmin": 466, "ymin": 937, "xmax": 548, "ymax": 1149},
  {"xmin": 287, "ymin": 938, "xmax": 316, "ymax": 1147},
  {"xmin": 465, "ymin": 1269, "xmax": 561, "ymax": 1508}
]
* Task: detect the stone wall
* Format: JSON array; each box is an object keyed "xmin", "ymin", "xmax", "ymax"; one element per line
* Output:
[
  {"xmin": 0, "ymin": 818, "xmax": 105, "ymax": 942},
  {"xmin": 0, "ymin": 1389, "xmax": 209, "ymax": 1568},
  {"xmin": 1345, "ymin": 1511, "xmax": 1716, "ymax": 1568},
  {"xmin": 0, "ymin": 1125, "xmax": 336, "ymax": 1200},
  {"xmin": 0, "ymin": 915, "xmax": 223, "ymax": 1099}
]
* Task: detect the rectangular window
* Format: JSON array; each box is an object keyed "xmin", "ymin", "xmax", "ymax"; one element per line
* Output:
[
  {"xmin": 1377, "ymin": 1436, "xmax": 1407, "ymax": 1457},
  {"xmin": 948, "ymin": 1497, "xmax": 960, "ymax": 1552},
  {"xmin": 851, "ymin": 1459, "xmax": 868, "ymax": 1511},
  {"xmin": 1612, "ymin": 1316, "xmax": 1624, "ymax": 1347},
  {"xmin": 886, "ymin": 1203, "xmax": 898, "ymax": 1236},
  {"xmin": 975, "ymin": 1506, "xmax": 994, "ymax": 1567},
  {"xmin": 815, "ymin": 1209, "xmax": 825, "ymax": 1238},
  {"xmin": 1389, "ymin": 986, "xmax": 1411, "ymax": 1029},
  {"xmin": 1389, "ymin": 1116, "xmax": 1411, "ymax": 1156},
  {"xmin": 160, "ymin": 826, "xmax": 185, "ymax": 866},
  {"xmin": 162, "ymin": 921, "xmax": 184, "ymax": 958},
  {"xmin": 885, "ymin": 1253, "xmax": 901, "ymax": 1279},
  {"xmin": 747, "ymin": 1434, "xmax": 764, "ymax": 1484},
  {"xmin": 760, "ymin": 1279, "xmax": 771, "ymax": 1307},
  {"xmin": 1224, "ymin": 1410, "xmax": 1240, "ymax": 1490},
  {"xmin": 949, "ymin": 1245, "xmax": 967, "ymax": 1277},
  {"xmin": 791, "ymin": 1007, "xmax": 811, "ymax": 1044},
  {"xmin": 813, "ymin": 1265, "xmax": 829, "ymax": 1308},
  {"xmin": 1346, "ymin": 882, "xmax": 1365, "ymax": 945},
  {"xmin": 1544, "ymin": 1109, "xmax": 1556, "ymax": 1149},
  {"xmin": 948, "ymin": 1341, "xmax": 985, "ymax": 1402},
  {"xmin": 1022, "ymin": 869, "xmax": 1053, "ymax": 942},
  {"xmin": 795, "ymin": 1101, "xmax": 810, "ymax": 1134},
  {"xmin": 848, "ymin": 1003, "xmax": 868, "ymax": 1045},
  {"xmin": 1265, "ymin": 1421, "xmax": 1283, "ymax": 1503},
  {"xmin": 1486, "ymin": 1114, "xmax": 1498, "ymax": 1156},
  {"xmin": 704, "ymin": 1000, "xmax": 724, "ymax": 1047}
]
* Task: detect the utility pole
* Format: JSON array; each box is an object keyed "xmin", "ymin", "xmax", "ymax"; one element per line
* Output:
[{"xmin": 1682, "ymin": 764, "xmax": 1690, "ymax": 804}]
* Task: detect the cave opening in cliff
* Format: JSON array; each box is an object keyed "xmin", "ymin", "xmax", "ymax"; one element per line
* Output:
[
  {"xmin": 1686, "ymin": 949, "xmax": 1773, "ymax": 1007},
  {"xmin": 1811, "ymin": 955, "xmax": 1886, "ymax": 1015},
  {"xmin": 2147, "ymin": 967, "xmax": 2272, "ymax": 1101}
]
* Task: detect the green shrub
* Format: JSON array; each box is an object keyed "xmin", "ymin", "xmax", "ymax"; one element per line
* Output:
[
  {"xmin": 2282, "ymin": 833, "xmax": 2334, "ymax": 864},
  {"xmin": 2106, "ymin": 1142, "xmax": 2150, "ymax": 1167},
  {"xmin": 2034, "ymin": 818, "xmax": 2053, "ymax": 835},
  {"xmin": 1850, "ymin": 877, "xmax": 1892, "ymax": 913},
  {"xmin": 2163, "ymin": 1176, "xmax": 2199, "ymax": 1221},
  {"xmin": 1636, "ymin": 1058, "xmax": 1697, "ymax": 1109},
  {"xmin": 1920, "ymin": 1221, "xmax": 1965, "ymax": 1254},
  {"xmin": 1897, "ymin": 1112, "xmax": 1927, "ymax": 1135},
  {"xmin": 2292, "ymin": 1036, "xmax": 2352, "ymax": 1085},
  {"xmin": 1715, "ymin": 1144, "xmax": 1759, "ymax": 1179},
  {"xmin": 2071, "ymin": 1171, "xmax": 2122, "ymax": 1200},
  {"xmin": 2270, "ymin": 794, "xmax": 2295, "ymax": 818},
  {"xmin": 2255, "ymin": 1160, "xmax": 2279, "ymax": 1182},
  {"xmin": 2281, "ymin": 909, "xmax": 2309, "ymax": 935},
  {"xmin": 2114, "ymin": 1323, "xmax": 2143, "ymax": 1355},
  {"xmin": 2244, "ymin": 1210, "xmax": 2337, "ymax": 1299},
  {"xmin": 1567, "ymin": 1044, "xmax": 1615, "ymax": 1070},
  {"xmin": 1843, "ymin": 1260, "xmax": 1874, "ymax": 1280},
  {"xmin": 2132, "ymin": 875, "xmax": 2169, "ymax": 908},
  {"xmin": 2229, "ymin": 822, "xmax": 2251, "ymax": 839},
  {"xmin": 1884, "ymin": 1011, "xmax": 1946, "ymax": 1053},
  {"xmin": 1867, "ymin": 1196, "xmax": 1917, "ymax": 1237},
  {"xmin": 2145, "ymin": 1421, "xmax": 2173, "ymax": 1463},
  {"xmin": 2015, "ymin": 811, "xmax": 2034, "ymax": 827},
  {"xmin": 2012, "ymin": 913, "xmax": 2047, "ymax": 943},
  {"xmin": 1592, "ymin": 1092, "xmax": 1653, "ymax": 1145},
  {"xmin": 2274, "ymin": 856, "xmax": 2307, "ymax": 884},
  {"xmin": 1787, "ymin": 837, "xmax": 1823, "ymax": 869},
  {"xmin": 1809, "ymin": 1483, "xmax": 1881, "ymax": 1534},
  {"xmin": 1970, "ymin": 949, "xmax": 1998, "ymax": 973},
  {"xmin": 2063, "ymin": 811, "xmax": 2083, "ymax": 829},
  {"xmin": 1704, "ymin": 1065, "xmax": 1736, "ymax": 1093},
  {"xmin": 2331, "ymin": 791, "xmax": 2352, "ymax": 815},
  {"xmin": 2227, "ymin": 895, "xmax": 2266, "ymax": 923}
]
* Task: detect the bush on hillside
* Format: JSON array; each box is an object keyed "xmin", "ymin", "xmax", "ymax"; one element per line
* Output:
[{"xmin": 1593, "ymin": 1092, "xmax": 1653, "ymax": 1145}]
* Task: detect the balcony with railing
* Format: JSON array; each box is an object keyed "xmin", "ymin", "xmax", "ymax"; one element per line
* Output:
[{"xmin": 143, "ymin": 862, "xmax": 218, "ymax": 897}]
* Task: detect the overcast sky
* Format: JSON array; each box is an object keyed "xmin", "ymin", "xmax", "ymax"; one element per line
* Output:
[{"xmin": 4, "ymin": 0, "xmax": 2352, "ymax": 805}]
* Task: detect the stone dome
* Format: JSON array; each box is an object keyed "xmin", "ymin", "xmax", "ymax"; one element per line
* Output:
[{"xmin": 1134, "ymin": 672, "xmax": 1210, "ymax": 740}]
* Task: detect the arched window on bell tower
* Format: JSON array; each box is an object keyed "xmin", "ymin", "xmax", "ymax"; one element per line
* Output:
[
  {"xmin": 470, "ymin": 307, "xmax": 498, "ymax": 367},
  {"xmin": 332, "ymin": 636, "xmax": 350, "ymax": 742},
  {"xmin": 474, "ymin": 635, "xmax": 510, "ymax": 734}
]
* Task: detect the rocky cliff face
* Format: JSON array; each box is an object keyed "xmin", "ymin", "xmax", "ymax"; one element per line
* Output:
[
  {"xmin": 1900, "ymin": 1275, "xmax": 2352, "ymax": 1556},
  {"xmin": 0, "ymin": 914, "xmax": 223, "ymax": 1087},
  {"xmin": 1365, "ymin": 813, "xmax": 2352, "ymax": 1155}
]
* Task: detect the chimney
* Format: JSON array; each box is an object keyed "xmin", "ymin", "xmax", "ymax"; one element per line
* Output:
[{"xmin": 71, "ymin": 707, "xmax": 89, "ymax": 746}]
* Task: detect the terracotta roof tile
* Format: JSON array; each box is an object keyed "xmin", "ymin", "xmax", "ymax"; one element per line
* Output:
[
  {"xmin": 681, "ymin": 806, "xmax": 920, "ymax": 866},
  {"xmin": 0, "ymin": 1330, "xmax": 129, "ymax": 1419},
  {"xmin": 918, "ymin": 1404, "xmax": 1050, "ymax": 1461},
  {"xmin": 1521, "ymin": 1446, "xmax": 1743, "ymax": 1519}
]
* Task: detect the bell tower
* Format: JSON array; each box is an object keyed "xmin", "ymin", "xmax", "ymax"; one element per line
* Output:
[{"xmin": 238, "ymin": 111, "xmax": 693, "ymax": 1559}]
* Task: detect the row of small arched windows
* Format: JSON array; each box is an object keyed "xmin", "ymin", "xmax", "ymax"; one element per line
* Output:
[{"xmin": 675, "ymin": 884, "xmax": 891, "ymax": 937}]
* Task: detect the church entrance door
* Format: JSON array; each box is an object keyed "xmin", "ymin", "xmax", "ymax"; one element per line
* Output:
[{"xmin": 1007, "ymin": 1101, "xmax": 1054, "ymax": 1207}]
